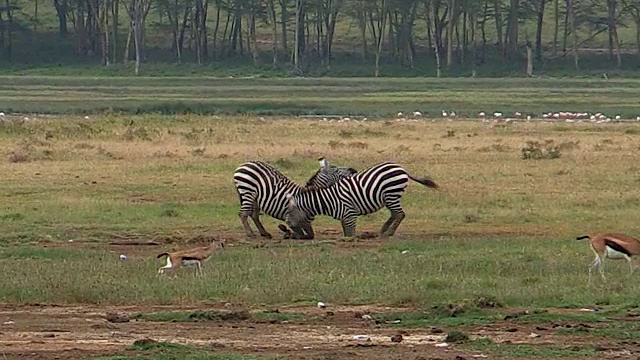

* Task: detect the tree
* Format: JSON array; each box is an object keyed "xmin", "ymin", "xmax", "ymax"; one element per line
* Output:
[{"xmin": 124, "ymin": 0, "xmax": 152, "ymax": 75}]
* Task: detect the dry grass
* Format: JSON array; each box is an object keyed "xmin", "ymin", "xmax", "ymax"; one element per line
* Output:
[
  {"xmin": 0, "ymin": 115, "xmax": 639, "ymax": 241},
  {"xmin": 1, "ymin": 115, "xmax": 640, "ymax": 307}
]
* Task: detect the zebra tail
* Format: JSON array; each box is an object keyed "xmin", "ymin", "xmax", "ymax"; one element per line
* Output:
[
  {"xmin": 576, "ymin": 235, "xmax": 590, "ymax": 241},
  {"xmin": 408, "ymin": 174, "xmax": 439, "ymax": 189}
]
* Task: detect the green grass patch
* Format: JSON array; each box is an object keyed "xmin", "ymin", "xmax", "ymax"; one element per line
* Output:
[
  {"xmin": 93, "ymin": 339, "xmax": 276, "ymax": 360},
  {"xmin": 1, "ymin": 76, "xmax": 640, "ymax": 117},
  {"xmin": 467, "ymin": 339, "xmax": 597, "ymax": 358}
]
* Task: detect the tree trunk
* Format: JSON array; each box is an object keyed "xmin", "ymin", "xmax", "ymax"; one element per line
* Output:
[
  {"xmin": 505, "ymin": 0, "xmax": 519, "ymax": 58},
  {"xmin": 267, "ymin": 0, "xmax": 278, "ymax": 66},
  {"xmin": 431, "ymin": 0, "xmax": 441, "ymax": 77},
  {"xmin": 535, "ymin": 0, "xmax": 545, "ymax": 62},
  {"xmin": 493, "ymin": 0, "xmax": 503, "ymax": 59},
  {"xmin": 360, "ymin": 0, "xmax": 367, "ymax": 62},
  {"xmin": 280, "ymin": 0, "xmax": 289, "ymax": 55},
  {"xmin": 568, "ymin": 0, "xmax": 578, "ymax": 70},
  {"xmin": 607, "ymin": 0, "xmax": 622, "ymax": 68},
  {"xmin": 53, "ymin": 0, "xmax": 69, "ymax": 37},
  {"xmin": 553, "ymin": 0, "xmax": 559, "ymax": 55},
  {"xmin": 249, "ymin": 7, "xmax": 260, "ymax": 66},
  {"xmin": 111, "ymin": 0, "xmax": 119, "ymax": 63},
  {"xmin": 212, "ymin": 0, "xmax": 221, "ymax": 58},
  {"xmin": 446, "ymin": 0, "xmax": 455, "ymax": 68},
  {"xmin": 526, "ymin": 40, "xmax": 533, "ymax": 76},
  {"xmin": 374, "ymin": 0, "xmax": 387, "ymax": 77}
]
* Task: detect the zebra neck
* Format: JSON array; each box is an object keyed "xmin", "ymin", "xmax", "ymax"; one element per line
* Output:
[{"xmin": 302, "ymin": 187, "xmax": 342, "ymax": 219}]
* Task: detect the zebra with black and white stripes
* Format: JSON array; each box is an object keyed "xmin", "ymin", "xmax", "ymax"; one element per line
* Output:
[
  {"xmin": 284, "ymin": 162, "xmax": 439, "ymax": 238},
  {"xmin": 234, "ymin": 158, "xmax": 357, "ymax": 239}
]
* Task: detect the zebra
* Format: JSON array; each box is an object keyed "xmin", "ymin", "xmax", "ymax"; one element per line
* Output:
[
  {"xmin": 284, "ymin": 162, "xmax": 439, "ymax": 238},
  {"xmin": 233, "ymin": 158, "xmax": 357, "ymax": 239}
]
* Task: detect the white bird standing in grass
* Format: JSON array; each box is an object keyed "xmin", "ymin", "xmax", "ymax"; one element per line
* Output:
[{"xmin": 576, "ymin": 233, "xmax": 640, "ymax": 282}]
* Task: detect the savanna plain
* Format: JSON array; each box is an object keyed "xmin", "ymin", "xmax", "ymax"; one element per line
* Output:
[{"xmin": 3, "ymin": 95, "xmax": 640, "ymax": 359}]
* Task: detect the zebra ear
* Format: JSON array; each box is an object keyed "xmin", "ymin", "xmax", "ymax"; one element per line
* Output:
[
  {"xmin": 285, "ymin": 193, "xmax": 297, "ymax": 207},
  {"xmin": 318, "ymin": 157, "xmax": 328, "ymax": 169}
]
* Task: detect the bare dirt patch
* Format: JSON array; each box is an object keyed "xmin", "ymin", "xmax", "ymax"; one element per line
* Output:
[{"xmin": 0, "ymin": 302, "xmax": 634, "ymax": 359}]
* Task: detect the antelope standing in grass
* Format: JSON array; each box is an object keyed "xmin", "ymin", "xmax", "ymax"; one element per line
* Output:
[
  {"xmin": 576, "ymin": 233, "xmax": 640, "ymax": 281},
  {"xmin": 157, "ymin": 239, "xmax": 225, "ymax": 277}
]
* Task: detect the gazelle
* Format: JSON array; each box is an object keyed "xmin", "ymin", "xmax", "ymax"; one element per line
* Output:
[
  {"xmin": 577, "ymin": 233, "xmax": 640, "ymax": 281},
  {"xmin": 157, "ymin": 239, "xmax": 225, "ymax": 277}
]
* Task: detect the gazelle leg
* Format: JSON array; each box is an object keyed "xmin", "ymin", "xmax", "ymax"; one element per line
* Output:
[{"xmin": 589, "ymin": 255, "xmax": 602, "ymax": 282}]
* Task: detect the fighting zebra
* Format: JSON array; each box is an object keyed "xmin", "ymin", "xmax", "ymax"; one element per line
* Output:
[
  {"xmin": 234, "ymin": 158, "xmax": 357, "ymax": 239},
  {"xmin": 284, "ymin": 162, "xmax": 439, "ymax": 238}
]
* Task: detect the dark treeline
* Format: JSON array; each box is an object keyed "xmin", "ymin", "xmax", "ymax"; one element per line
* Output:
[{"xmin": 1, "ymin": 0, "xmax": 639, "ymax": 76}]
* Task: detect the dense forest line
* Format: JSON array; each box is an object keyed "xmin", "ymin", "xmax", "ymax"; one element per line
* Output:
[{"xmin": 1, "ymin": 0, "xmax": 639, "ymax": 76}]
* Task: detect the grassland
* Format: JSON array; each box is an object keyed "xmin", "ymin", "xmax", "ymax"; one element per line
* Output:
[
  {"xmin": 1, "ymin": 76, "xmax": 640, "ymax": 117},
  {"xmin": 1, "ymin": 114, "xmax": 640, "ymax": 308},
  {"xmin": 2, "ymin": 77, "xmax": 640, "ymax": 358}
]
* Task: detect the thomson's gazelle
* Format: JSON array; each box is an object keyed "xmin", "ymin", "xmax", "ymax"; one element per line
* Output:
[
  {"xmin": 157, "ymin": 239, "xmax": 225, "ymax": 277},
  {"xmin": 577, "ymin": 233, "xmax": 640, "ymax": 281}
]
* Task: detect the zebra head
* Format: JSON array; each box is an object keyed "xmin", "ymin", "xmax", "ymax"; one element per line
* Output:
[
  {"xmin": 285, "ymin": 193, "xmax": 312, "ymax": 232},
  {"xmin": 304, "ymin": 157, "xmax": 357, "ymax": 189}
]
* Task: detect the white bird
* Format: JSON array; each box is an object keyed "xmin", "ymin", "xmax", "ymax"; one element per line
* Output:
[
  {"xmin": 413, "ymin": 111, "xmax": 422, "ymax": 117},
  {"xmin": 84, "ymin": 115, "xmax": 90, "ymax": 120},
  {"xmin": 493, "ymin": 112, "xmax": 502, "ymax": 118},
  {"xmin": 636, "ymin": 116, "xmax": 640, "ymax": 121},
  {"xmin": 397, "ymin": 112, "xmax": 404, "ymax": 118},
  {"xmin": 526, "ymin": 115, "xmax": 532, "ymax": 121},
  {"xmin": 0, "ymin": 112, "xmax": 5, "ymax": 117},
  {"xmin": 615, "ymin": 115, "xmax": 621, "ymax": 120},
  {"xmin": 450, "ymin": 111, "xmax": 456, "ymax": 117},
  {"xmin": 441, "ymin": 110, "xmax": 448, "ymax": 117},
  {"xmin": 514, "ymin": 112, "xmax": 522, "ymax": 117},
  {"xmin": 478, "ymin": 112, "xmax": 486, "ymax": 117}
]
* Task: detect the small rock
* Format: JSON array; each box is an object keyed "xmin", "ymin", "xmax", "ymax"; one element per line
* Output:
[
  {"xmin": 3, "ymin": 321, "xmax": 14, "ymax": 325},
  {"xmin": 119, "ymin": 254, "xmax": 127, "ymax": 260},
  {"xmin": 429, "ymin": 326, "xmax": 443, "ymax": 334},
  {"xmin": 529, "ymin": 332, "xmax": 541, "ymax": 338},
  {"xmin": 43, "ymin": 334, "xmax": 55, "ymax": 338},
  {"xmin": 505, "ymin": 327, "xmax": 518, "ymax": 332},
  {"xmin": 535, "ymin": 326, "xmax": 547, "ymax": 331},
  {"xmin": 317, "ymin": 302, "xmax": 326, "ymax": 308},
  {"xmin": 455, "ymin": 356, "xmax": 467, "ymax": 360},
  {"xmin": 390, "ymin": 334, "xmax": 403, "ymax": 343},
  {"xmin": 401, "ymin": 250, "xmax": 410, "ymax": 254},
  {"xmin": 105, "ymin": 312, "xmax": 130, "ymax": 323},
  {"xmin": 435, "ymin": 342, "xmax": 449, "ymax": 347},
  {"xmin": 361, "ymin": 314, "xmax": 373, "ymax": 320}
]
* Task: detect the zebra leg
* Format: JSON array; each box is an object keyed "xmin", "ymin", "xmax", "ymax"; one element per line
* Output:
[
  {"xmin": 379, "ymin": 217, "xmax": 395, "ymax": 236},
  {"xmin": 341, "ymin": 216, "xmax": 357, "ymax": 238},
  {"xmin": 249, "ymin": 203, "xmax": 272, "ymax": 239},
  {"xmin": 380, "ymin": 197, "xmax": 405, "ymax": 238},
  {"xmin": 239, "ymin": 196, "xmax": 258, "ymax": 238}
]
